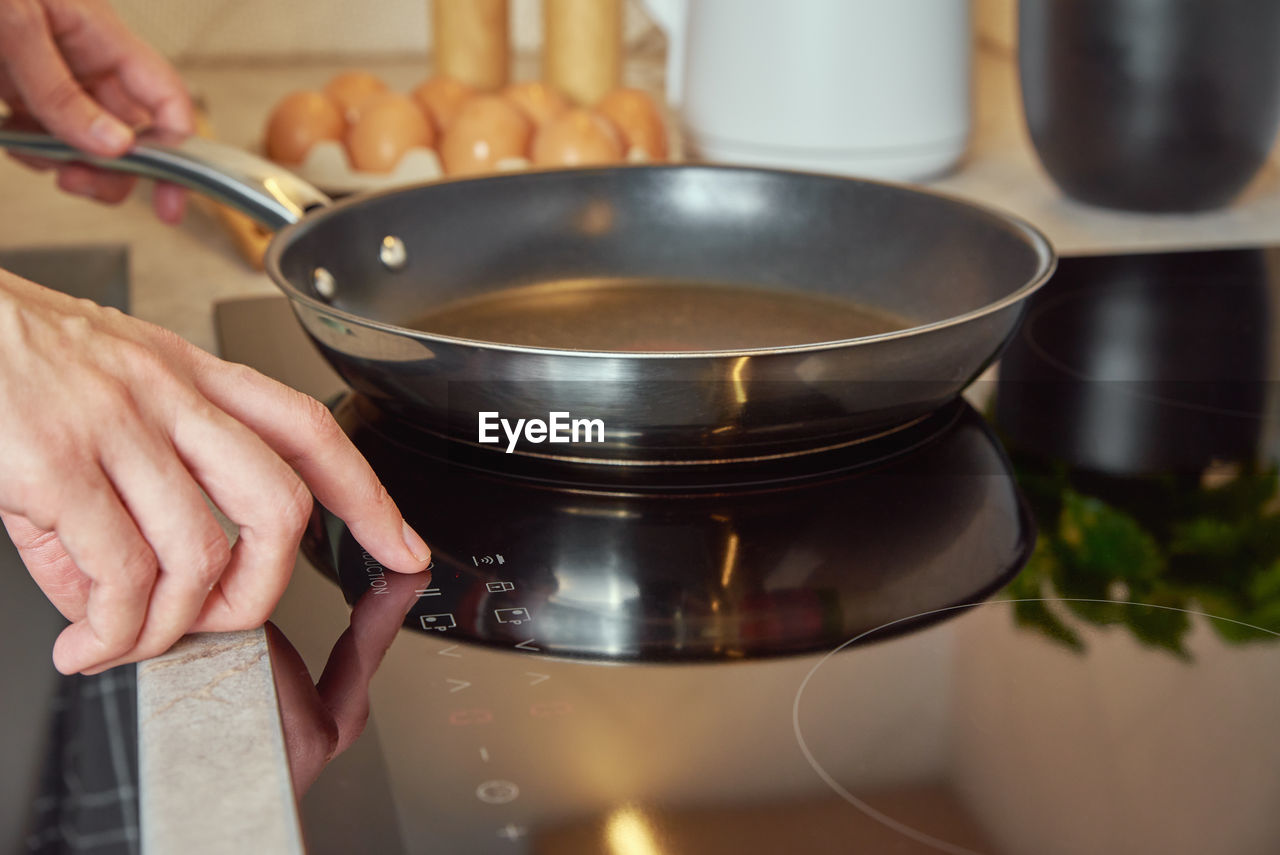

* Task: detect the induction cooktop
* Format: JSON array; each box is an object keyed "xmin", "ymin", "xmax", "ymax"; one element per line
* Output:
[
  {"xmin": 218, "ymin": 246, "xmax": 1280, "ymax": 855},
  {"xmin": 301, "ymin": 392, "xmax": 1032, "ymax": 662}
]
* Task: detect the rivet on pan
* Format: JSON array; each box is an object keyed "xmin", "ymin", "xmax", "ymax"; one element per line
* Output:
[
  {"xmin": 379, "ymin": 235, "xmax": 408, "ymax": 271},
  {"xmin": 312, "ymin": 267, "xmax": 336, "ymax": 300}
]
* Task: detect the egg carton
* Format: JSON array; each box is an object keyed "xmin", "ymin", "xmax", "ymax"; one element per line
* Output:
[
  {"xmin": 282, "ymin": 138, "xmax": 672, "ymax": 196},
  {"xmin": 287, "ymin": 140, "xmax": 442, "ymax": 195}
]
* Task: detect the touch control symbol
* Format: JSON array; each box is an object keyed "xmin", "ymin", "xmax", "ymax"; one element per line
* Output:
[
  {"xmin": 416, "ymin": 587, "xmax": 441, "ymax": 598},
  {"xmin": 496, "ymin": 824, "xmax": 527, "ymax": 841},
  {"xmin": 476, "ymin": 780, "xmax": 519, "ymax": 805},
  {"xmin": 473, "ymin": 554, "xmax": 505, "ymax": 566},
  {"xmin": 514, "ymin": 639, "xmax": 541, "ymax": 652},
  {"xmin": 446, "ymin": 678, "xmax": 471, "ymax": 693},
  {"xmin": 530, "ymin": 701, "xmax": 574, "ymax": 717},
  {"xmin": 449, "ymin": 709, "xmax": 493, "ymax": 726},
  {"xmin": 486, "ymin": 581, "xmax": 515, "ymax": 593},
  {"xmin": 420, "ymin": 613, "xmax": 456, "ymax": 631},
  {"xmin": 495, "ymin": 607, "xmax": 531, "ymax": 625}
]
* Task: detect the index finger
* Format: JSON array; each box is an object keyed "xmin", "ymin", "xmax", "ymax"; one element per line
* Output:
[{"xmin": 190, "ymin": 360, "xmax": 431, "ymax": 574}]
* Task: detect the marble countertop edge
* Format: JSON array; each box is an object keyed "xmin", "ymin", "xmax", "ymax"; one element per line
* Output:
[{"xmin": 137, "ymin": 629, "xmax": 304, "ymax": 855}]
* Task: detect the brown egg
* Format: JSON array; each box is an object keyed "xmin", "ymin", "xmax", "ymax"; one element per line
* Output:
[
  {"xmin": 439, "ymin": 95, "xmax": 533, "ymax": 176},
  {"xmin": 265, "ymin": 90, "xmax": 345, "ymax": 165},
  {"xmin": 596, "ymin": 88, "xmax": 668, "ymax": 160},
  {"xmin": 325, "ymin": 70, "xmax": 389, "ymax": 123},
  {"xmin": 531, "ymin": 108, "xmax": 624, "ymax": 167},
  {"xmin": 345, "ymin": 93, "xmax": 434, "ymax": 173},
  {"xmin": 502, "ymin": 80, "xmax": 571, "ymax": 127},
  {"xmin": 412, "ymin": 76, "xmax": 476, "ymax": 134}
]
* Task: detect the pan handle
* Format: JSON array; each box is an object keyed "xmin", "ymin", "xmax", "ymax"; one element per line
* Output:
[{"xmin": 0, "ymin": 127, "xmax": 331, "ymax": 230}]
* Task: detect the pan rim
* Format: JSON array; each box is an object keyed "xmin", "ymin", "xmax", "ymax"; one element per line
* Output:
[{"xmin": 264, "ymin": 163, "xmax": 1057, "ymax": 360}]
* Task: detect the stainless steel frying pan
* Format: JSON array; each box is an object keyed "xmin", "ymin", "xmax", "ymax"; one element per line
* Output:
[{"xmin": 0, "ymin": 128, "xmax": 1055, "ymax": 464}]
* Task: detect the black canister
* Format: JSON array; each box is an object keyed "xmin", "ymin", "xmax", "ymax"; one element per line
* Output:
[{"xmin": 1019, "ymin": 0, "xmax": 1280, "ymax": 211}]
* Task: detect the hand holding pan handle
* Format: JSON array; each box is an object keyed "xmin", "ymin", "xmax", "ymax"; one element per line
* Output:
[{"xmin": 0, "ymin": 126, "xmax": 330, "ymax": 229}]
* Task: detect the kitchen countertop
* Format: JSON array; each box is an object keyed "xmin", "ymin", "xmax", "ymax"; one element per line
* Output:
[{"xmin": 3, "ymin": 41, "xmax": 1280, "ymax": 854}]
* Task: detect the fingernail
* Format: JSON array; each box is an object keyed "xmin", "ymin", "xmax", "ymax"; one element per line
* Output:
[
  {"xmin": 402, "ymin": 520, "xmax": 431, "ymax": 564},
  {"xmin": 88, "ymin": 113, "xmax": 133, "ymax": 152}
]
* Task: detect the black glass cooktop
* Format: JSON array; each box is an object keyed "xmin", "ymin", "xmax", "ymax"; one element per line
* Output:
[
  {"xmin": 301, "ymin": 393, "xmax": 1031, "ymax": 661},
  {"xmin": 218, "ymin": 246, "xmax": 1280, "ymax": 855}
]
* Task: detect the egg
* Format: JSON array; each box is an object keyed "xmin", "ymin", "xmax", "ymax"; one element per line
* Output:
[
  {"xmin": 502, "ymin": 80, "xmax": 571, "ymax": 127},
  {"xmin": 325, "ymin": 70, "xmax": 389, "ymax": 124},
  {"xmin": 412, "ymin": 76, "xmax": 476, "ymax": 133},
  {"xmin": 265, "ymin": 90, "xmax": 345, "ymax": 165},
  {"xmin": 530, "ymin": 108, "xmax": 624, "ymax": 167},
  {"xmin": 439, "ymin": 95, "xmax": 533, "ymax": 176},
  {"xmin": 345, "ymin": 93, "xmax": 434, "ymax": 173},
  {"xmin": 596, "ymin": 88, "xmax": 668, "ymax": 160}
]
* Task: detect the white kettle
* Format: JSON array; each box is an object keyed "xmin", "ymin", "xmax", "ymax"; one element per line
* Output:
[{"xmin": 643, "ymin": 0, "xmax": 973, "ymax": 181}]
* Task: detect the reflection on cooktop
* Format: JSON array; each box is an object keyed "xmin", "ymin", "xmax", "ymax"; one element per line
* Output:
[
  {"xmin": 997, "ymin": 246, "xmax": 1280, "ymax": 653},
  {"xmin": 794, "ymin": 598, "xmax": 1280, "ymax": 855},
  {"xmin": 997, "ymin": 247, "xmax": 1272, "ymax": 475},
  {"xmin": 301, "ymin": 395, "xmax": 1034, "ymax": 661}
]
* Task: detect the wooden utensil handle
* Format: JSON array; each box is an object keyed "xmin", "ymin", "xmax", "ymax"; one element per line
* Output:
[
  {"xmin": 433, "ymin": 0, "xmax": 510, "ymax": 91},
  {"xmin": 543, "ymin": 0, "xmax": 623, "ymax": 105}
]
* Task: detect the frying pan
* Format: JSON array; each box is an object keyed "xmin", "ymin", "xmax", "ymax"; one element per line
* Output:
[{"xmin": 0, "ymin": 128, "xmax": 1055, "ymax": 464}]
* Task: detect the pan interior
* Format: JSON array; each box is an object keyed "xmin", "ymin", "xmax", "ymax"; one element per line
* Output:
[
  {"xmin": 408, "ymin": 277, "xmax": 913, "ymax": 352},
  {"xmin": 272, "ymin": 166, "xmax": 1051, "ymax": 352}
]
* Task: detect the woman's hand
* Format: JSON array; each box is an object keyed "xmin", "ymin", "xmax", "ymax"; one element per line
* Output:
[
  {"xmin": 0, "ymin": 0, "xmax": 193, "ymax": 221},
  {"xmin": 0, "ymin": 269, "xmax": 432, "ymax": 675}
]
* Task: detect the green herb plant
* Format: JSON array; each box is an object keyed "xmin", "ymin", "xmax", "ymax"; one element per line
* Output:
[{"xmin": 1004, "ymin": 455, "xmax": 1280, "ymax": 659}]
